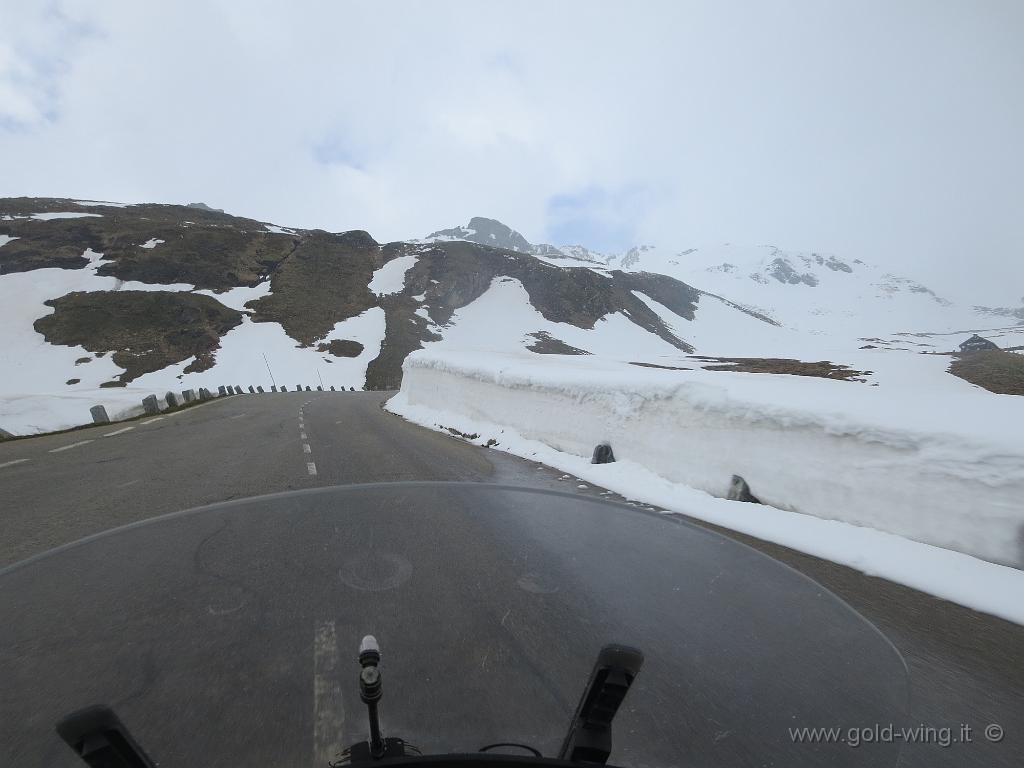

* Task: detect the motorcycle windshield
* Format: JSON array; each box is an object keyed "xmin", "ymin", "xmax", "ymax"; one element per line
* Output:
[{"xmin": 1, "ymin": 483, "xmax": 908, "ymax": 768}]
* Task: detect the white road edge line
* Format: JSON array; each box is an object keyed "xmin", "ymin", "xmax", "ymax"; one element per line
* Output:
[
  {"xmin": 0, "ymin": 458, "xmax": 30, "ymax": 469},
  {"xmin": 141, "ymin": 416, "xmax": 165, "ymax": 425},
  {"xmin": 48, "ymin": 440, "xmax": 94, "ymax": 453},
  {"xmin": 303, "ymin": 443, "xmax": 312, "ymax": 454},
  {"xmin": 313, "ymin": 620, "xmax": 343, "ymax": 764},
  {"xmin": 103, "ymin": 426, "xmax": 135, "ymax": 437},
  {"xmin": 307, "ymin": 462, "xmax": 317, "ymax": 476}
]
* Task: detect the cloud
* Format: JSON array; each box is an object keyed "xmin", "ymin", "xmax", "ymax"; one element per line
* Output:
[
  {"xmin": 0, "ymin": 3, "xmax": 96, "ymax": 128},
  {"xmin": 0, "ymin": 0, "xmax": 1022, "ymax": 302},
  {"xmin": 546, "ymin": 185, "xmax": 657, "ymax": 252}
]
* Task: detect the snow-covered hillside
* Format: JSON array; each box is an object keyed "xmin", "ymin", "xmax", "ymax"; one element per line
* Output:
[
  {"xmin": 603, "ymin": 242, "xmax": 994, "ymax": 338},
  {"xmin": 427, "ymin": 219, "xmax": 1014, "ymax": 340},
  {"xmin": 0, "ymin": 200, "xmax": 772, "ymax": 433},
  {"xmin": 3, "ymin": 202, "xmax": 1021, "ymax": 436}
]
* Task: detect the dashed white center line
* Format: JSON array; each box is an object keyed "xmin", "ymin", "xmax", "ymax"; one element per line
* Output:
[
  {"xmin": 313, "ymin": 620, "xmax": 343, "ymax": 763},
  {"xmin": 141, "ymin": 416, "xmax": 165, "ymax": 425},
  {"xmin": 103, "ymin": 426, "xmax": 135, "ymax": 437},
  {"xmin": 0, "ymin": 458, "xmax": 30, "ymax": 469},
  {"xmin": 306, "ymin": 462, "xmax": 318, "ymax": 476},
  {"xmin": 300, "ymin": 431, "xmax": 308, "ymax": 440},
  {"xmin": 303, "ymin": 443, "xmax": 312, "ymax": 454},
  {"xmin": 48, "ymin": 440, "xmax": 94, "ymax": 453}
]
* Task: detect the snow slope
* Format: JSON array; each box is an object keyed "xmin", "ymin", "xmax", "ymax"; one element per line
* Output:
[
  {"xmin": 0, "ymin": 245, "xmax": 386, "ymax": 433},
  {"xmin": 368, "ymin": 253, "xmax": 417, "ymax": 295},
  {"xmin": 608, "ymin": 243, "xmax": 995, "ymax": 339},
  {"xmin": 423, "ymin": 276, "xmax": 687, "ymax": 362}
]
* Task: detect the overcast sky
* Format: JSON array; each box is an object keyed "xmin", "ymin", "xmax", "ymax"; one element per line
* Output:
[{"xmin": 1, "ymin": 1, "xmax": 1021, "ymax": 302}]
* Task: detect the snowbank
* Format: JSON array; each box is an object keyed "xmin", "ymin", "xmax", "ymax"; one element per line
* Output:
[
  {"xmin": 1, "ymin": 388, "xmax": 156, "ymax": 434},
  {"xmin": 389, "ymin": 350, "xmax": 1024, "ymax": 577}
]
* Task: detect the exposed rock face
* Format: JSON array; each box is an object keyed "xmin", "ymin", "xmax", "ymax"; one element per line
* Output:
[
  {"xmin": 823, "ymin": 255, "xmax": 853, "ymax": 273},
  {"xmin": 974, "ymin": 302, "xmax": 1024, "ymax": 324},
  {"xmin": 767, "ymin": 258, "xmax": 819, "ymax": 287},
  {"xmin": 876, "ymin": 274, "xmax": 950, "ymax": 305},
  {"xmin": 619, "ymin": 245, "xmax": 655, "ymax": 270},
  {"xmin": 427, "ymin": 216, "xmax": 533, "ymax": 253}
]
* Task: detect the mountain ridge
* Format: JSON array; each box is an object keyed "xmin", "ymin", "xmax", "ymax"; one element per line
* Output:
[{"xmin": 3, "ymin": 198, "xmax": 1021, "ymax": 435}]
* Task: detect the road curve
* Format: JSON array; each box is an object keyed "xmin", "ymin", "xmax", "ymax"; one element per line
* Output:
[{"xmin": 0, "ymin": 391, "xmax": 1021, "ymax": 767}]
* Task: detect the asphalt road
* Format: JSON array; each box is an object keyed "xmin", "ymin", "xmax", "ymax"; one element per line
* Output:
[{"xmin": 1, "ymin": 391, "xmax": 1021, "ymax": 767}]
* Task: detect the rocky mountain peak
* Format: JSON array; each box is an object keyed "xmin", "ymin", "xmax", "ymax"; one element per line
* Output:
[{"xmin": 427, "ymin": 217, "xmax": 533, "ymax": 253}]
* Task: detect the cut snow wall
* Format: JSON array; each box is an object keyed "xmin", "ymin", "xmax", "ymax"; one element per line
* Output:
[{"xmin": 397, "ymin": 352, "xmax": 1024, "ymax": 569}]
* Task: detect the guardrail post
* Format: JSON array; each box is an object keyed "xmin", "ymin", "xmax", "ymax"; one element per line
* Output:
[
  {"xmin": 727, "ymin": 475, "xmax": 761, "ymax": 504},
  {"xmin": 591, "ymin": 442, "xmax": 615, "ymax": 464}
]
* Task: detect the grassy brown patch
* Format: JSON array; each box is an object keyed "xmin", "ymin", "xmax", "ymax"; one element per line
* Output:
[
  {"xmin": 948, "ymin": 350, "xmax": 1024, "ymax": 395},
  {"xmin": 249, "ymin": 230, "xmax": 380, "ymax": 346},
  {"xmin": 34, "ymin": 291, "xmax": 242, "ymax": 383},
  {"xmin": 629, "ymin": 362, "xmax": 690, "ymax": 371},
  {"xmin": 526, "ymin": 331, "xmax": 590, "ymax": 355},
  {"xmin": 317, "ymin": 339, "xmax": 365, "ymax": 357},
  {"xmin": 692, "ymin": 356, "xmax": 870, "ymax": 381}
]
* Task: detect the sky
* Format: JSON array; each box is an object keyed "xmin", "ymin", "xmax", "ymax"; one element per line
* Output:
[{"xmin": 1, "ymin": 0, "xmax": 1022, "ymax": 303}]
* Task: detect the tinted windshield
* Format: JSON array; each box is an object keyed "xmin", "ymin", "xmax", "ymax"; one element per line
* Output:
[{"xmin": 1, "ymin": 483, "xmax": 908, "ymax": 767}]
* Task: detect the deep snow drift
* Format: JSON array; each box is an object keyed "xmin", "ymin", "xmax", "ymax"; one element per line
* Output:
[{"xmin": 388, "ymin": 350, "xmax": 1024, "ymax": 624}]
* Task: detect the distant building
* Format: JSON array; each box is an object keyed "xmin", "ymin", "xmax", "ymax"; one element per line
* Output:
[{"xmin": 959, "ymin": 334, "xmax": 999, "ymax": 353}]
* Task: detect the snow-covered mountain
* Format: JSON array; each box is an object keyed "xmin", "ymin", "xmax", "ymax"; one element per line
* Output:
[
  {"xmin": 427, "ymin": 220, "xmax": 1014, "ymax": 339},
  {"xmin": 2, "ymin": 200, "xmax": 1020, "ymax": 435},
  {"xmin": 0, "ymin": 199, "xmax": 764, "ymax": 433}
]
